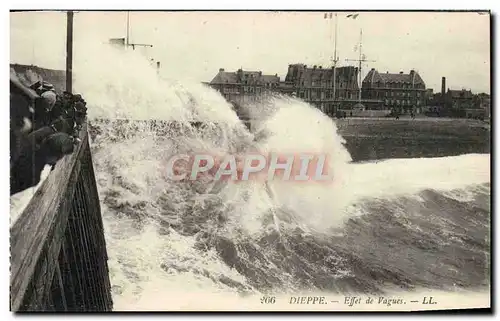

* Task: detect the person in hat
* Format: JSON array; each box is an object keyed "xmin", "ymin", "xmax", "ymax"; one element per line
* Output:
[
  {"xmin": 41, "ymin": 90, "xmax": 57, "ymax": 111},
  {"xmin": 30, "ymin": 80, "xmax": 54, "ymax": 95}
]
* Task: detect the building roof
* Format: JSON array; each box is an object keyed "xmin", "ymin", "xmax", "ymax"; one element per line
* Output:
[
  {"xmin": 447, "ymin": 89, "xmax": 473, "ymax": 99},
  {"xmin": 289, "ymin": 65, "xmax": 358, "ymax": 83},
  {"xmin": 210, "ymin": 68, "xmax": 279, "ymax": 85},
  {"xmin": 363, "ymin": 68, "xmax": 425, "ymax": 87},
  {"xmin": 210, "ymin": 70, "xmax": 238, "ymax": 84},
  {"xmin": 261, "ymin": 74, "xmax": 280, "ymax": 83}
]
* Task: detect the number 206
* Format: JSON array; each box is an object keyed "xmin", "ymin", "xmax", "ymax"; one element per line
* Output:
[{"xmin": 261, "ymin": 296, "xmax": 276, "ymax": 304}]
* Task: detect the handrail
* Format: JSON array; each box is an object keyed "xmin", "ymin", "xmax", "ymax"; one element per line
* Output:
[{"xmin": 10, "ymin": 122, "xmax": 113, "ymax": 311}]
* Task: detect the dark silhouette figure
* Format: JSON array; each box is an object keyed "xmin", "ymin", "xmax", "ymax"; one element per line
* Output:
[
  {"xmin": 10, "ymin": 77, "xmax": 89, "ymax": 195},
  {"xmin": 10, "ymin": 128, "xmax": 75, "ymax": 195}
]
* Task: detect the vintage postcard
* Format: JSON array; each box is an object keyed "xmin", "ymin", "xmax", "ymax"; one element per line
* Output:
[{"xmin": 9, "ymin": 10, "xmax": 491, "ymax": 312}]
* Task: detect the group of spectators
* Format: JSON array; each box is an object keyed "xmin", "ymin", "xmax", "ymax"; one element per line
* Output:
[{"xmin": 10, "ymin": 77, "xmax": 88, "ymax": 195}]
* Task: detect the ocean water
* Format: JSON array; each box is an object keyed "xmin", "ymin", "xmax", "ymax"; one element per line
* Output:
[{"xmin": 72, "ymin": 44, "xmax": 490, "ymax": 311}]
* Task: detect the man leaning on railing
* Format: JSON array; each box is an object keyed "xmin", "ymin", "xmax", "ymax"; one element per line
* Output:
[{"xmin": 10, "ymin": 78, "xmax": 88, "ymax": 196}]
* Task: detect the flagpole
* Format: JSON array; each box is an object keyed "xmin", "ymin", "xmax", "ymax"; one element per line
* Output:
[
  {"xmin": 333, "ymin": 13, "xmax": 338, "ymax": 108},
  {"xmin": 66, "ymin": 11, "xmax": 74, "ymax": 93},
  {"xmin": 126, "ymin": 11, "xmax": 130, "ymax": 46},
  {"xmin": 358, "ymin": 29, "xmax": 362, "ymax": 104}
]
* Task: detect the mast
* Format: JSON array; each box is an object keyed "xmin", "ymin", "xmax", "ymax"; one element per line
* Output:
[
  {"xmin": 357, "ymin": 29, "xmax": 362, "ymax": 104},
  {"xmin": 114, "ymin": 12, "xmax": 158, "ymax": 72},
  {"xmin": 65, "ymin": 11, "xmax": 74, "ymax": 93},
  {"xmin": 332, "ymin": 13, "xmax": 338, "ymax": 105},
  {"xmin": 126, "ymin": 11, "xmax": 130, "ymax": 46},
  {"xmin": 124, "ymin": 12, "xmax": 152, "ymax": 51},
  {"xmin": 346, "ymin": 28, "xmax": 376, "ymax": 105}
]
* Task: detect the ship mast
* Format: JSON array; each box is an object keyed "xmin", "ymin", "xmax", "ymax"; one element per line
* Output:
[
  {"xmin": 346, "ymin": 28, "xmax": 376, "ymax": 104},
  {"xmin": 124, "ymin": 12, "xmax": 153, "ymax": 51},
  {"xmin": 325, "ymin": 12, "xmax": 339, "ymax": 113},
  {"xmin": 114, "ymin": 12, "xmax": 160, "ymax": 73},
  {"xmin": 357, "ymin": 29, "xmax": 362, "ymax": 104},
  {"xmin": 126, "ymin": 11, "xmax": 130, "ymax": 46},
  {"xmin": 332, "ymin": 13, "xmax": 338, "ymax": 105}
]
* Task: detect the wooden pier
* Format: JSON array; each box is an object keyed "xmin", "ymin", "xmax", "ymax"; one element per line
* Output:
[{"xmin": 10, "ymin": 122, "xmax": 113, "ymax": 312}]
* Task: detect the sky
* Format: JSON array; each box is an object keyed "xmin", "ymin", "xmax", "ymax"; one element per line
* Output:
[{"xmin": 10, "ymin": 11, "xmax": 491, "ymax": 94}]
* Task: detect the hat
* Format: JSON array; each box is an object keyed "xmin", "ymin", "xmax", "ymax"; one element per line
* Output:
[
  {"xmin": 42, "ymin": 82, "xmax": 54, "ymax": 91},
  {"xmin": 41, "ymin": 91, "xmax": 57, "ymax": 109}
]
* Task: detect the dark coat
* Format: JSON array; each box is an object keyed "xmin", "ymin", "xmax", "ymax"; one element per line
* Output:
[{"xmin": 10, "ymin": 128, "xmax": 75, "ymax": 196}]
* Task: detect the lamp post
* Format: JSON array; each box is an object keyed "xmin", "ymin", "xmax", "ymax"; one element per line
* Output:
[{"xmin": 66, "ymin": 11, "xmax": 74, "ymax": 93}]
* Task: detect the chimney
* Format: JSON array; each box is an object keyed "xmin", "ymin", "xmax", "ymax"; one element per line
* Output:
[
  {"xmin": 410, "ymin": 69, "xmax": 415, "ymax": 74},
  {"xmin": 219, "ymin": 68, "xmax": 225, "ymax": 72},
  {"xmin": 441, "ymin": 77, "xmax": 446, "ymax": 95},
  {"xmin": 157, "ymin": 61, "xmax": 161, "ymax": 70}
]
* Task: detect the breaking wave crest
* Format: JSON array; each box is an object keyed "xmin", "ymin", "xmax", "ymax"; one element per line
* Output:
[{"xmin": 72, "ymin": 43, "xmax": 489, "ymax": 310}]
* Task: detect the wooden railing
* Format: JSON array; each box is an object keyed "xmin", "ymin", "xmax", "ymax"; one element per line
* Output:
[{"xmin": 10, "ymin": 122, "xmax": 113, "ymax": 312}]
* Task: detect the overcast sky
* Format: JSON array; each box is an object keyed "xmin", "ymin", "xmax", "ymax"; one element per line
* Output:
[{"xmin": 10, "ymin": 11, "xmax": 490, "ymax": 93}]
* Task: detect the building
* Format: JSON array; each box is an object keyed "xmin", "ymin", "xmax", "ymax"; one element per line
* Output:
[
  {"xmin": 476, "ymin": 93, "xmax": 491, "ymax": 119},
  {"xmin": 426, "ymin": 88, "xmax": 434, "ymax": 100},
  {"xmin": 447, "ymin": 89, "xmax": 474, "ymax": 110},
  {"xmin": 459, "ymin": 91, "xmax": 489, "ymax": 119},
  {"xmin": 208, "ymin": 68, "xmax": 280, "ymax": 107},
  {"xmin": 361, "ymin": 69, "xmax": 427, "ymax": 114},
  {"xmin": 208, "ymin": 68, "xmax": 280, "ymax": 123},
  {"xmin": 282, "ymin": 63, "xmax": 360, "ymax": 116},
  {"xmin": 427, "ymin": 77, "xmax": 489, "ymax": 119}
]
